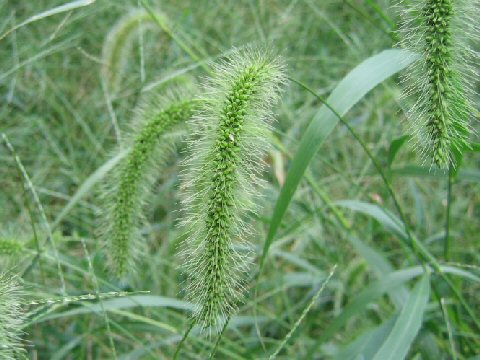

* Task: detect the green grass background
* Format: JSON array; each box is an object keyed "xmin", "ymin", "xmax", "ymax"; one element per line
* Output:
[{"xmin": 0, "ymin": 0, "xmax": 479, "ymax": 359}]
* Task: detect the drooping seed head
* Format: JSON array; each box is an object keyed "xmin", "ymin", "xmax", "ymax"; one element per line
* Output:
[
  {"xmin": 179, "ymin": 48, "xmax": 286, "ymax": 332},
  {"xmin": 101, "ymin": 8, "xmax": 162, "ymax": 95},
  {"xmin": 99, "ymin": 89, "xmax": 197, "ymax": 278}
]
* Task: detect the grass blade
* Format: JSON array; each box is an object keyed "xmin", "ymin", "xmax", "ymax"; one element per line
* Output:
[
  {"xmin": 336, "ymin": 200, "xmax": 407, "ymax": 241},
  {"xmin": 333, "ymin": 315, "xmax": 397, "ymax": 360},
  {"xmin": 309, "ymin": 265, "xmax": 477, "ymax": 348},
  {"xmin": 0, "ymin": 0, "xmax": 95, "ymax": 41},
  {"xmin": 261, "ymin": 49, "xmax": 417, "ymax": 266},
  {"xmin": 52, "ymin": 150, "xmax": 127, "ymax": 229},
  {"xmin": 372, "ymin": 273, "xmax": 431, "ymax": 360}
]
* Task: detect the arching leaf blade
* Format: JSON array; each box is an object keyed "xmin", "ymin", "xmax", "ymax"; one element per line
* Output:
[{"xmin": 261, "ymin": 49, "xmax": 417, "ymax": 265}]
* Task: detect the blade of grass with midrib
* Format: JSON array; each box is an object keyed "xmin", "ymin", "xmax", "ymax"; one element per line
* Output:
[{"xmin": 261, "ymin": 49, "xmax": 417, "ymax": 266}]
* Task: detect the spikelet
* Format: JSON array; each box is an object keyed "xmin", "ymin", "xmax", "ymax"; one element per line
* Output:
[
  {"xmin": 0, "ymin": 238, "xmax": 23, "ymax": 257},
  {"xmin": 101, "ymin": 8, "xmax": 159, "ymax": 95},
  {"xmin": 100, "ymin": 89, "xmax": 197, "ymax": 278},
  {"xmin": 397, "ymin": 0, "xmax": 478, "ymax": 168},
  {"xmin": 179, "ymin": 48, "xmax": 286, "ymax": 331},
  {"xmin": 0, "ymin": 273, "xmax": 25, "ymax": 359}
]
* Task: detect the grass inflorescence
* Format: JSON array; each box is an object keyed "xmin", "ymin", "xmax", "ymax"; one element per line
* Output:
[
  {"xmin": 179, "ymin": 48, "xmax": 286, "ymax": 331},
  {"xmin": 100, "ymin": 90, "xmax": 197, "ymax": 278},
  {"xmin": 0, "ymin": 273, "xmax": 25, "ymax": 359},
  {"xmin": 2, "ymin": 0, "xmax": 479, "ymax": 358},
  {"xmin": 101, "ymin": 8, "xmax": 158, "ymax": 95},
  {"xmin": 398, "ymin": 0, "xmax": 478, "ymax": 168},
  {"xmin": 0, "ymin": 238, "xmax": 24, "ymax": 257}
]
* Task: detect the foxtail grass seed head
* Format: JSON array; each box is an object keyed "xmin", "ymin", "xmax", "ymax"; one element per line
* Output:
[
  {"xmin": 0, "ymin": 273, "xmax": 25, "ymax": 359},
  {"xmin": 100, "ymin": 90, "xmax": 197, "ymax": 278},
  {"xmin": 179, "ymin": 48, "xmax": 286, "ymax": 331},
  {"xmin": 0, "ymin": 238, "xmax": 24, "ymax": 257},
  {"xmin": 397, "ymin": 0, "xmax": 479, "ymax": 169},
  {"xmin": 101, "ymin": 9, "xmax": 158, "ymax": 95}
]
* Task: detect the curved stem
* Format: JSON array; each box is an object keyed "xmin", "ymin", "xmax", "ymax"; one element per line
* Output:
[
  {"xmin": 209, "ymin": 316, "xmax": 230, "ymax": 359},
  {"xmin": 173, "ymin": 321, "xmax": 194, "ymax": 360}
]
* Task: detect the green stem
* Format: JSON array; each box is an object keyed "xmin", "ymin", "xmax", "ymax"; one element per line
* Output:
[
  {"xmin": 209, "ymin": 316, "xmax": 230, "ymax": 359},
  {"xmin": 2, "ymin": 133, "xmax": 44, "ymax": 282},
  {"xmin": 289, "ymin": 78, "xmax": 423, "ymax": 263},
  {"xmin": 173, "ymin": 321, "xmax": 194, "ymax": 360},
  {"xmin": 80, "ymin": 237, "xmax": 117, "ymax": 360},
  {"xmin": 444, "ymin": 164, "xmax": 453, "ymax": 260}
]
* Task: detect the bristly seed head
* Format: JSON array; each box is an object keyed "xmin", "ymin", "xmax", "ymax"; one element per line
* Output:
[
  {"xmin": 100, "ymin": 92, "xmax": 197, "ymax": 278},
  {"xmin": 0, "ymin": 273, "xmax": 25, "ymax": 359},
  {"xmin": 179, "ymin": 48, "xmax": 286, "ymax": 332},
  {"xmin": 397, "ymin": 0, "xmax": 477, "ymax": 169},
  {"xmin": 0, "ymin": 238, "xmax": 24, "ymax": 256}
]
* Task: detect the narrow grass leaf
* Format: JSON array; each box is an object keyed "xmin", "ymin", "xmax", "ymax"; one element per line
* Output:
[
  {"xmin": 262, "ymin": 49, "xmax": 417, "ymax": 265},
  {"xmin": 333, "ymin": 315, "xmax": 397, "ymax": 360},
  {"xmin": 52, "ymin": 150, "xmax": 127, "ymax": 229},
  {"xmin": 0, "ymin": 0, "xmax": 95, "ymax": 41},
  {"xmin": 312, "ymin": 266, "xmax": 478, "ymax": 346},
  {"xmin": 347, "ymin": 235, "xmax": 409, "ymax": 308},
  {"xmin": 388, "ymin": 135, "xmax": 410, "ymax": 166},
  {"xmin": 391, "ymin": 166, "xmax": 480, "ymax": 183},
  {"xmin": 337, "ymin": 200, "xmax": 407, "ymax": 241},
  {"xmin": 35, "ymin": 295, "xmax": 194, "ymax": 323},
  {"xmin": 372, "ymin": 273, "xmax": 431, "ymax": 360}
]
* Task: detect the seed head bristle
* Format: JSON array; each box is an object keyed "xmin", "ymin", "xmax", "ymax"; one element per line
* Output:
[{"xmin": 0, "ymin": 273, "xmax": 25, "ymax": 359}]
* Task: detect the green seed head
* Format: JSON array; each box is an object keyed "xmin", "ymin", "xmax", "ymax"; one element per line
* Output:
[
  {"xmin": 101, "ymin": 8, "xmax": 161, "ymax": 95},
  {"xmin": 397, "ymin": 0, "xmax": 477, "ymax": 168},
  {"xmin": 0, "ymin": 273, "xmax": 25, "ymax": 359},
  {"xmin": 179, "ymin": 48, "xmax": 286, "ymax": 331},
  {"xmin": 100, "ymin": 89, "xmax": 197, "ymax": 278}
]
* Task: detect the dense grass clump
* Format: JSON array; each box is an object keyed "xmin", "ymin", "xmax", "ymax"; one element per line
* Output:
[
  {"xmin": 0, "ymin": 238, "xmax": 24, "ymax": 256},
  {"xmin": 179, "ymin": 49, "xmax": 285, "ymax": 330}
]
